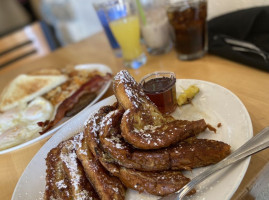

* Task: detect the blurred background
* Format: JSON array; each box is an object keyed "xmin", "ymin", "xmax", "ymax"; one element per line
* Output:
[{"xmin": 1, "ymin": 0, "xmax": 269, "ymax": 48}]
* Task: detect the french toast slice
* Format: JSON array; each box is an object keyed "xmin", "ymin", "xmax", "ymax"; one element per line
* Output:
[
  {"xmin": 117, "ymin": 168, "xmax": 195, "ymax": 196},
  {"xmin": 45, "ymin": 134, "xmax": 99, "ymax": 200},
  {"xmin": 84, "ymin": 107, "xmax": 195, "ymax": 196},
  {"xmin": 169, "ymin": 137, "xmax": 231, "ymax": 170},
  {"xmin": 45, "ymin": 142, "xmax": 71, "ymax": 200},
  {"xmin": 59, "ymin": 135, "xmax": 99, "ymax": 200},
  {"xmin": 84, "ymin": 104, "xmax": 117, "ymax": 158},
  {"xmin": 76, "ymin": 135, "xmax": 126, "ymax": 200},
  {"xmin": 100, "ymin": 160, "xmax": 195, "ymax": 197},
  {"xmin": 113, "ymin": 70, "xmax": 207, "ymax": 149},
  {"xmin": 99, "ymin": 106, "xmax": 231, "ymax": 171}
]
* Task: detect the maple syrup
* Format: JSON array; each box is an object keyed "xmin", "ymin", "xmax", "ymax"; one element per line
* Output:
[{"xmin": 141, "ymin": 72, "xmax": 177, "ymax": 114}]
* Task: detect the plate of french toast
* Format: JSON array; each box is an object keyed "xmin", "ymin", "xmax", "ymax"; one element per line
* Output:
[
  {"xmin": 0, "ymin": 64, "xmax": 112, "ymax": 154},
  {"xmin": 12, "ymin": 70, "xmax": 252, "ymax": 200}
]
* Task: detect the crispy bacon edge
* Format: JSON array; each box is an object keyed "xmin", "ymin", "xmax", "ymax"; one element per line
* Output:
[{"xmin": 38, "ymin": 73, "xmax": 112, "ymax": 135}]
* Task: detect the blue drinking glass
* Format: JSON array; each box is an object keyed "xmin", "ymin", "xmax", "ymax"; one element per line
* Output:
[{"xmin": 94, "ymin": 2, "xmax": 124, "ymax": 57}]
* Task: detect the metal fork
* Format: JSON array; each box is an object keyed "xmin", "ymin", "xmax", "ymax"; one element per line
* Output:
[{"xmin": 160, "ymin": 126, "xmax": 269, "ymax": 200}]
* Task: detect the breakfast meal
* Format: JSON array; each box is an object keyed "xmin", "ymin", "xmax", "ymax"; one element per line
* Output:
[
  {"xmin": 114, "ymin": 70, "xmax": 208, "ymax": 150},
  {"xmin": 44, "ymin": 70, "xmax": 231, "ymax": 199},
  {"xmin": 0, "ymin": 66, "xmax": 112, "ymax": 151}
]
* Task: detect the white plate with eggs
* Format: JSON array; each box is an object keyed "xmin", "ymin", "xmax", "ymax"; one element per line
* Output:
[{"xmin": 0, "ymin": 64, "xmax": 112, "ymax": 154}]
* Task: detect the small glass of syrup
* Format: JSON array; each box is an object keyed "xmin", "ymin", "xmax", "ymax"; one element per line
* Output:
[{"xmin": 140, "ymin": 71, "xmax": 177, "ymax": 114}]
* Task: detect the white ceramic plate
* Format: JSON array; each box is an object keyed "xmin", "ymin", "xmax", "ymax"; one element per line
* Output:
[
  {"xmin": 12, "ymin": 79, "xmax": 253, "ymax": 200},
  {"xmin": 0, "ymin": 64, "xmax": 112, "ymax": 155}
]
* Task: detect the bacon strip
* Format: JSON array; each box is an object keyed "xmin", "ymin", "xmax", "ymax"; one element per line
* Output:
[{"xmin": 39, "ymin": 73, "xmax": 112, "ymax": 134}]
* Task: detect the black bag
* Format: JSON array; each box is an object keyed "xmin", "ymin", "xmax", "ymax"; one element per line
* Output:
[{"xmin": 208, "ymin": 6, "xmax": 269, "ymax": 72}]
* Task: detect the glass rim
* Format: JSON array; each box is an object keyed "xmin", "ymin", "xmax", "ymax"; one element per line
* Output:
[
  {"xmin": 140, "ymin": 71, "xmax": 176, "ymax": 93},
  {"xmin": 167, "ymin": 0, "xmax": 207, "ymax": 7},
  {"xmin": 140, "ymin": 71, "xmax": 175, "ymax": 82},
  {"xmin": 93, "ymin": 0, "xmax": 128, "ymax": 7}
]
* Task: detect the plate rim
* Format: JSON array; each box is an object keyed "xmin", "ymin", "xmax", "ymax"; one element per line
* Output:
[
  {"xmin": 0, "ymin": 63, "xmax": 112, "ymax": 154},
  {"xmin": 12, "ymin": 95, "xmax": 117, "ymax": 200},
  {"xmin": 12, "ymin": 79, "xmax": 253, "ymax": 200},
  {"xmin": 178, "ymin": 79, "xmax": 253, "ymax": 200}
]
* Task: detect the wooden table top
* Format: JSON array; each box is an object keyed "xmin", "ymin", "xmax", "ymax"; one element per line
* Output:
[{"xmin": 0, "ymin": 32, "xmax": 269, "ymax": 200}]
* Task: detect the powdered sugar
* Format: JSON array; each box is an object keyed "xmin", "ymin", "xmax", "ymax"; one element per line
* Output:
[
  {"xmin": 55, "ymin": 180, "xmax": 67, "ymax": 189},
  {"xmin": 84, "ymin": 111, "xmax": 100, "ymax": 136},
  {"xmin": 114, "ymin": 70, "xmax": 150, "ymax": 109},
  {"xmin": 99, "ymin": 110, "xmax": 116, "ymax": 135},
  {"xmin": 105, "ymin": 135, "xmax": 124, "ymax": 149},
  {"xmin": 60, "ymin": 142, "xmax": 80, "ymax": 192},
  {"xmin": 58, "ymin": 134, "xmax": 92, "ymax": 199}
]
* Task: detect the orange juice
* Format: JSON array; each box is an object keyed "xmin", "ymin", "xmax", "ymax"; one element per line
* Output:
[{"xmin": 110, "ymin": 15, "xmax": 142, "ymax": 60}]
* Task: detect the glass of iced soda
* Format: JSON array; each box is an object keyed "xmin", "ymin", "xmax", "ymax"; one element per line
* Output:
[{"xmin": 167, "ymin": 0, "xmax": 207, "ymax": 60}]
